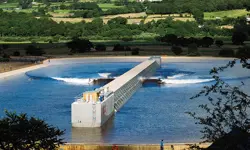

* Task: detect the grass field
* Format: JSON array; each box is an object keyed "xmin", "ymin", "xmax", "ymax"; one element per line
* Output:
[
  {"xmin": 1, "ymin": 2, "xmax": 248, "ymax": 24},
  {"xmin": 98, "ymin": 3, "xmax": 124, "ymax": 11},
  {"xmin": 0, "ymin": 3, "xmax": 18, "ymax": 9},
  {"xmin": 204, "ymin": 9, "xmax": 248, "ymax": 20}
]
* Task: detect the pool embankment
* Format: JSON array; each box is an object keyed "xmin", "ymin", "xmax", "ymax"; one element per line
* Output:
[{"xmin": 60, "ymin": 143, "xmax": 211, "ymax": 150}]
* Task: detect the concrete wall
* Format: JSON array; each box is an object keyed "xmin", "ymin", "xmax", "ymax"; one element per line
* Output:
[
  {"xmin": 112, "ymin": 60, "xmax": 160, "ymax": 111},
  {"xmin": 72, "ymin": 92, "xmax": 115, "ymax": 127}
]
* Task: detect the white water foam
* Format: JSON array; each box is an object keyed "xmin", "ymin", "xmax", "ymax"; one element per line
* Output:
[
  {"xmin": 98, "ymin": 73, "xmax": 111, "ymax": 78},
  {"xmin": 161, "ymin": 78, "xmax": 214, "ymax": 84},
  {"xmin": 167, "ymin": 74, "xmax": 187, "ymax": 79},
  {"xmin": 52, "ymin": 77, "xmax": 94, "ymax": 85}
]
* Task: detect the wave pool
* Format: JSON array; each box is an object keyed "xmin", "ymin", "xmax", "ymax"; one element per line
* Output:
[{"xmin": 0, "ymin": 58, "xmax": 250, "ymax": 144}]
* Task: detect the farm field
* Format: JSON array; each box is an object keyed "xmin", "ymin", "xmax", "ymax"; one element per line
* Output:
[{"xmin": 204, "ymin": 9, "xmax": 248, "ymax": 20}]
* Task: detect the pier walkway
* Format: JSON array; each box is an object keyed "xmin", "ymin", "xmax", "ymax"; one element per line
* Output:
[{"xmin": 71, "ymin": 57, "xmax": 161, "ymax": 127}]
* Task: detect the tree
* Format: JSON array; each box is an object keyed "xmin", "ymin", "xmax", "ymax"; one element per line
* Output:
[
  {"xmin": 0, "ymin": 110, "xmax": 65, "ymax": 150},
  {"xmin": 188, "ymin": 43, "xmax": 200, "ymax": 56},
  {"xmin": 13, "ymin": 51, "xmax": 20, "ymax": 56},
  {"xmin": 107, "ymin": 17, "xmax": 127, "ymax": 25},
  {"xmin": 19, "ymin": 0, "xmax": 32, "ymax": 9},
  {"xmin": 192, "ymin": 9, "xmax": 204, "ymax": 24},
  {"xmin": 218, "ymin": 48, "xmax": 235, "ymax": 57},
  {"xmin": 113, "ymin": 44, "xmax": 124, "ymax": 51},
  {"xmin": 161, "ymin": 34, "xmax": 178, "ymax": 46},
  {"xmin": 25, "ymin": 45, "xmax": 45, "ymax": 56},
  {"xmin": 131, "ymin": 48, "xmax": 140, "ymax": 55},
  {"xmin": 0, "ymin": 44, "xmax": 9, "ymax": 55},
  {"xmin": 66, "ymin": 37, "xmax": 93, "ymax": 53},
  {"xmin": 201, "ymin": 37, "xmax": 214, "ymax": 47},
  {"xmin": 187, "ymin": 58, "xmax": 250, "ymax": 148},
  {"xmin": 171, "ymin": 46, "xmax": 183, "ymax": 55},
  {"xmin": 232, "ymin": 31, "xmax": 248, "ymax": 45},
  {"xmin": 244, "ymin": 1, "xmax": 250, "ymax": 11},
  {"xmin": 95, "ymin": 44, "xmax": 106, "ymax": 51},
  {"xmin": 215, "ymin": 40, "xmax": 224, "ymax": 48},
  {"xmin": 235, "ymin": 46, "xmax": 250, "ymax": 58}
]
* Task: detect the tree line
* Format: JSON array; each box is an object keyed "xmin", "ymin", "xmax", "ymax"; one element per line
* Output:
[
  {"xmin": 0, "ymin": 10, "xmax": 235, "ymax": 41},
  {"xmin": 145, "ymin": 0, "xmax": 250, "ymax": 14}
]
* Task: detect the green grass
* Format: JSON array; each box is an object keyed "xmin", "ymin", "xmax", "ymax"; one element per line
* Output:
[
  {"xmin": 98, "ymin": 3, "xmax": 124, "ymax": 10},
  {"xmin": 50, "ymin": 2, "xmax": 72, "ymax": 6},
  {"xmin": 0, "ymin": 3, "xmax": 18, "ymax": 9},
  {"xmin": 204, "ymin": 9, "xmax": 248, "ymax": 20},
  {"xmin": 53, "ymin": 9, "xmax": 72, "ymax": 13}
]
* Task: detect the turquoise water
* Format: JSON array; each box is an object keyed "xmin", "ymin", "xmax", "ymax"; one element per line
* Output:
[{"xmin": 0, "ymin": 59, "xmax": 250, "ymax": 144}]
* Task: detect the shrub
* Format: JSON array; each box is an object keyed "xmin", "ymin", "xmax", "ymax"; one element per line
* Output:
[
  {"xmin": 235, "ymin": 46, "xmax": 250, "ymax": 58},
  {"xmin": 161, "ymin": 34, "xmax": 177, "ymax": 45},
  {"xmin": 13, "ymin": 51, "xmax": 20, "ymax": 56},
  {"xmin": 95, "ymin": 44, "xmax": 106, "ymax": 51},
  {"xmin": 0, "ymin": 58, "xmax": 10, "ymax": 62},
  {"xmin": 201, "ymin": 37, "xmax": 214, "ymax": 47},
  {"xmin": 187, "ymin": 43, "xmax": 200, "ymax": 56},
  {"xmin": 2, "ymin": 53, "xmax": 10, "ymax": 59},
  {"xmin": 232, "ymin": 31, "xmax": 247, "ymax": 45},
  {"xmin": 131, "ymin": 48, "xmax": 140, "ymax": 55},
  {"xmin": 171, "ymin": 46, "xmax": 183, "ymax": 55},
  {"xmin": 125, "ymin": 46, "xmax": 131, "ymax": 51},
  {"xmin": 215, "ymin": 40, "xmax": 224, "ymax": 48},
  {"xmin": 66, "ymin": 38, "xmax": 93, "ymax": 53},
  {"xmin": 218, "ymin": 48, "xmax": 235, "ymax": 57},
  {"xmin": 25, "ymin": 45, "xmax": 45, "ymax": 56},
  {"xmin": 113, "ymin": 44, "xmax": 124, "ymax": 51},
  {"xmin": 121, "ymin": 37, "xmax": 133, "ymax": 42}
]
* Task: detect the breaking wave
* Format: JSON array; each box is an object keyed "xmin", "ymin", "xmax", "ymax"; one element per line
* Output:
[
  {"xmin": 51, "ymin": 77, "xmax": 94, "ymax": 85},
  {"xmin": 167, "ymin": 74, "xmax": 187, "ymax": 79},
  {"xmin": 161, "ymin": 78, "xmax": 214, "ymax": 84}
]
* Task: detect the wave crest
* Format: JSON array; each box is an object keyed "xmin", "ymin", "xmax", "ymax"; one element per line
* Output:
[
  {"xmin": 161, "ymin": 78, "xmax": 214, "ymax": 84},
  {"xmin": 167, "ymin": 74, "xmax": 187, "ymax": 79},
  {"xmin": 52, "ymin": 77, "xmax": 94, "ymax": 85}
]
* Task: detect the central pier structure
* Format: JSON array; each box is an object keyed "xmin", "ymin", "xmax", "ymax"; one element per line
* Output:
[{"xmin": 71, "ymin": 57, "xmax": 161, "ymax": 127}]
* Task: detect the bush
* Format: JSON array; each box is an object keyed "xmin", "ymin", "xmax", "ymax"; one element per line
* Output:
[
  {"xmin": 218, "ymin": 48, "xmax": 235, "ymax": 57},
  {"xmin": 13, "ymin": 51, "xmax": 20, "ymax": 56},
  {"xmin": 187, "ymin": 43, "xmax": 200, "ymax": 56},
  {"xmin": 2, "ymin": 53, "xmax": 10, "ymax": 58},
  {"xmin": 215, "ymin": 40, "xmax": 224, "ymax": 48},
  {"xmin": 160, "ymin": 34, "xmax": 177, "ymax": 45},
  {"xmin": 25, "ymin": 45, "xmax": 45, "ymax": 56},
  {"xmin": 66, "ymin": 38, "xmax": 93, "ymax": 53},
  {"xmin": 201, "ymin": 37, "xmax": 214, "ymax": 47},
  {"xmin": 113, "ymin": 44, "xmax": 124, "ymax": 51},
  {"xmin": 125, "ymin": 46, "xmax": 131, "ymax": 51},
  {"xmin": 235, "ymin": 46, "xmax": 250, "ymax": 58},
  {"xmin": 232, "ymin": 31, "xmax": 248, "ymax": 45},
  {"xmin": 171, "ymin": 46, "xmax": 183, "ymax": 55},
  {"xmin": 121, "ymin": 37, "xmax": 133, "ymax": 42},
  {"xmin": 131, "ymin": 48, "xmax": 140, "ymax": 55},
  {"xmin": 95, "ymin": 44, "xmax": 106, "ymax": 51}
]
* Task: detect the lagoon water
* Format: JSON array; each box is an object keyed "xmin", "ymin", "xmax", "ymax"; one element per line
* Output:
[{"xmin": 0, "ymin": 58, "xmax": 250, "ymax": 144}]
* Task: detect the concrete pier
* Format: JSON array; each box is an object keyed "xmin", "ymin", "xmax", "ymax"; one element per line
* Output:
[{"xmin": 71, "ymin": 57, "xmax": 161, "ymax": 127}]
